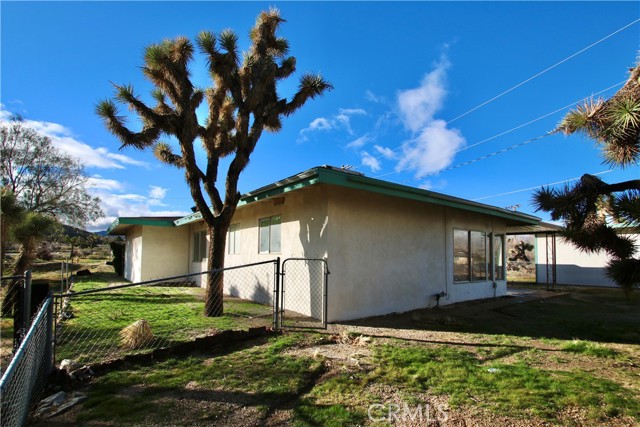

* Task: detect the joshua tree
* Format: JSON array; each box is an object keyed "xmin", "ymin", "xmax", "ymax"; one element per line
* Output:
[
  {"xmin": 97, "ymin": 9, "xmax": 332, "ymax": 316},
  {"xmin": 534, "ymin": 62, "xmax": 639, "ymax": 293}
]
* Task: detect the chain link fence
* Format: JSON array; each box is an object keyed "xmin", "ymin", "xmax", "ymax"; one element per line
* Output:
[
  {"xmin": 0, "ymin": 296, "xmax": 54, "ymax": 427},
  {"xmin": 54, "ymin": 260, "xmax": 278, "ymax": 366},
  {"xmin": 280, "ymin": 258, "xmax": 328, "ymax": 329},
  {"xmin": 1, "ymin": 275, "xmax": 27, "ymax": 371}
]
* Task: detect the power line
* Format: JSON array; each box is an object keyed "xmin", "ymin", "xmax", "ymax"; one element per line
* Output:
[
  {"xmin": 446, "ymin": 18, "xmax": 640, "ymax": 125},
  {"xmin": 357, "ymin": 80, "xmax": 625, "ymax": 175},
  {"xmin": 472, "ymin": 170, "xmax": 614, "ymax": 201}
]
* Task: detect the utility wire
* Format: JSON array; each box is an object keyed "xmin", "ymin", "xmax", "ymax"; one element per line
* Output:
[
  {"xmin": 446, "ymin": 18, "xmax": 640, "ymax": 124},
  {"xmin": 358, "ymin": 80, "xmax": 625, "ymax": 174},
  {"xmin": 472, "ymin": 170, "xmax": 614, "ymax": 201}
]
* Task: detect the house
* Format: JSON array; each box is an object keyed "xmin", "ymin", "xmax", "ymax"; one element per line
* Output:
[
  {"xmin": 507, "ymin": 223, "xmax": 639, "ymax": 288},
  {"xmin": 107, "ymin": 165, "xmax": 541, "ymax": 322}
]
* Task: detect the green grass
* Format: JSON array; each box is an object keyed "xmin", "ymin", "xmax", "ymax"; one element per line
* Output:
[
  {"xmin": 561, "ymin": 339, "xmax": 620, "ymax": 358},
  {"xmin": 368, "ymin": 343, "xmax": 640, "ymax": 421},
  {"xmin": 55, "ymin": 273, "xmax": 274, "ymax": 364},
  {"xmin": 77, "ymin": 334, "xmax": 331, "ymax": 424}
]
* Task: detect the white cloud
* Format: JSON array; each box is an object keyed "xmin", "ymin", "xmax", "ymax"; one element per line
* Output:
[
  {"xmin": 396, "ymin": 120, "xmax": 465, "ymax": 178},
  {"xmin": 0, "ymin": 106, "xmax": 150, "ymax": 170},
  {"xmin": 397, "ymin": 55, "xmax": 450, "ymax": 133},
  {"xmin": 394, "ymin": 54, "xmax": 465, "ymax": 176},
  {"xmin": 298, "ymin": 108, "xmax": 367, "ymax": 142},
  {"xmin": 365, "ymin": 90, "xmax": 385, "ymax": 104},
  {"xmin": 346, "ymin": 134, "xmax": 371, "ymax": 150},
  {"xmin": 361, "ymin": 151, "xmax": 381, "ymax": 172},
  {"xmin": 87, "ymin": 185, "xmax": 187, "ymax": 231},
  {"xmin": 86, "ymin": 176, "xmax": 124, "ymax": 191},
  {"xmin": 374, "ymin": 145, "xmax": 396, "ymax": 159}
]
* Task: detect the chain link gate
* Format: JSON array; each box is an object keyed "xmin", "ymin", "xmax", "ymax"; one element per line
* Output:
[{"xmin": 279, "ymin": 258, "xmax": 328, "ymax": 329}]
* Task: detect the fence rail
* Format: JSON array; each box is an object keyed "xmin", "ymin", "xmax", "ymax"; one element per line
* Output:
[
  {"xmin": 54, "ymin": 260, "xmax": 279, "ymax": 366},
  {"xmin": 0, "ymin": 296, "xmax": 54, "ymax": 427}
]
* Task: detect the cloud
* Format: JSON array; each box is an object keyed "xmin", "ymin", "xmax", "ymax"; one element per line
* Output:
[
  {"xmin": 396, "ymin": 120, "xmax": 465, "ymax": 178},
  {"xmin": 394, "ymin": 54, "xmax": 465, "ymax": 176},
  {"xmin": 86, "ymin": 176, "xmax": 124, "ymax": 191},
  {"xmin": 346, "ymin": 134, "xmax": 372, "ymax": 150},
  {"xmin": 298, "ymin": 108, "xmax": 367, "ymax": 142},
  {"xmin": 87, "ymin": 184, "xmax": 187, "ymax": 231},
  {"xmin": 0, "ymin": 106, "xmax": 150, "ymax": 170},
  {"xmin": 374, "ymin": 145, "xmax": 396, "ymax": 160},
  {"xmin": 361, "ymin": 151, "xmax": 381, "ymax": 172},
  {"xmin": 365, "ymin": 90, "xmax": 385, "ymax": 104},
  {"xmin": 397, "ymin": 55, "xmax": 450, "ymax": 133}
]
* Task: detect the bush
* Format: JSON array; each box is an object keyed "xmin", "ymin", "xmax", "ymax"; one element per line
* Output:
[
  {"xmin": 109, "ymin": 242, "xmax": 125, "ymax": 276},
  {"xmin": 36, "ymin": 247, "xmax": 54, "ymax": 261}
]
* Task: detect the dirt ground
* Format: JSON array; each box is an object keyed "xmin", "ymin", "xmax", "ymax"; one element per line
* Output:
[{"xmin": 30, "ymin": 285, "xmax": 640, "ymax": 427}]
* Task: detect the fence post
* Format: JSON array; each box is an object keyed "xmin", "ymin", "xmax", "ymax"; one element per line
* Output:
[
  {"xmin": 323, "ymin": 259, "xmax": 329, "ymax": 328},
  {"xmin": 45, "ymin": 293, "xmax": 54, "ymax": 374},
  {"xmin": 273, "ymin": 257, "xmax": 280, "ymax": 330},
  {"xmin": 22, "ymin": 270, "xmax": 32, "ymax": 332}
]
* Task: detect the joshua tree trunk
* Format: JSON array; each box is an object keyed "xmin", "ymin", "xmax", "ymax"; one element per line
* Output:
[{"xmin": 204, "ymin": 220, "xmax": 230, "ymax": 317}]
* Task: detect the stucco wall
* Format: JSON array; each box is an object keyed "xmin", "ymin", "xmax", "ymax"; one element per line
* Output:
[
  {"xmin": 140, "ymin": 225, "xmax": 190, "ymax": 282},
  {"xmin": 124, "ymin": 226, "xmax": 142, "ymax": 282},
  {"xmin": 535, "ymin": 233, "xmax": 639, "ymax": 287},
  {"xmin": 325, "ymin": 186, "xmax": 508, "ymax": 322},
  {"xmin": 188, "ymin": 186, "xmax": 328, "ymax": 317}
]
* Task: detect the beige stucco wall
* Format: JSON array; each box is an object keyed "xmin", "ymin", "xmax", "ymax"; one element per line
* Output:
[
  {"xmin": 535, "ymin": 233, "xmax": 638, "ymax": 287},
  {"xmin": 180, "ymin": 183, "xmax": 511, "ymax": 322},
  {"xmin": 140, "ymin": 225, "xmax": 190, "ymax": 282},
  {"xmin": 124, "ymin": 226, "xmax": 143, "ymax": 282},
  {"xmin": 325, "ymin": 186, "xmax": 508, "ymax": 322}
]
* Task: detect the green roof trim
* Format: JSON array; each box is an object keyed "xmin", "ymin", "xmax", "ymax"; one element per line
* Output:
[
  {"xmin": 172, "ymin": 165, "xmax": 540, "ymax": 227},
  {"xmin": 106, "ymin": 217, "xmax": 177, "ymax": 235}
]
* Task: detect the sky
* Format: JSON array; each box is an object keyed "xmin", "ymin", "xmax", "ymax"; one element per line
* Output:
[{"xmin": 1, "ymin": 1, "xmax": 639, "ymax": 231}]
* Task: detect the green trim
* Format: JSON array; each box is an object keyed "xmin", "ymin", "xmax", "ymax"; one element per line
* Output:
[
  {"xmin": 172, "ymin": 165, "xmax": 540, "ymax": 227},
  {"xmin": 106, "ymin": 217, "xmax": 176, "ymax": 235}
]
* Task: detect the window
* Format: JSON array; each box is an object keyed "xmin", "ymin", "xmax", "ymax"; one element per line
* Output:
[
  {"xmin": 259, "ymin": 215, "xmax": 281, "ymax": 253},
  {"xmin": 192, "ymin": 230, "xmax": 207, "ymax": 262},
  {"xmin": 228, "ymin": 224, "xmax": 239, "ymax": 255},
  {"xmin": 453, "ymin": 229, "xmax": 487, "ymax": 282},
  {"xmin": 493, "ymin": 234, "xmax": 505, "ymax": 280}
]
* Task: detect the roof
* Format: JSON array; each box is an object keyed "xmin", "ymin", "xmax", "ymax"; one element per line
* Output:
[
  {"xmin": 173, "ymin": 165, "xmax": 540, "ymax": 227},
  {"xmin": 107, "ymin": 216, "xmax": 180, "ymax": 235},
  {"xmin": 506, "ymin": 222, "xmax": 563, "ymax": 235}
]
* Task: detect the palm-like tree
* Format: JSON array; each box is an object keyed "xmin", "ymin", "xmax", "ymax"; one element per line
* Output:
[
  {"xmin": 534, "ymin": 62, "xmax": 640, "ymax": 293},
  {"xmin": 97, "ymin": 9, "xmax": 332, "ymax": 316}
]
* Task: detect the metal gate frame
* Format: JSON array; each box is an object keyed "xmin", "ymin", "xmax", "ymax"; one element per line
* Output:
[{"xmin": 279, "ymin": 258, "xmax": 329, "ymax": 329}]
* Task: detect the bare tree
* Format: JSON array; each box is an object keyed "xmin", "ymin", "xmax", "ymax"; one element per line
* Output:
[{"xmin": 97, "ymin": 9, "xmax": 332, "ymax": 316}]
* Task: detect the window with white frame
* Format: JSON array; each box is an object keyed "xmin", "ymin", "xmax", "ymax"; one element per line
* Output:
[
  {"xmin": 492, "ymin": 234, "xmax": 505, "ymax": 280},
  {"xmin": 259, "ymin": 215, "xmax": 281, "ymax": 253},
  {"xmin": 453, "ymin": 229, "xmax": 487, "ymax": 282},
  {"xmin": 228, "ymin": 224, "xmax": 239, "ymax": 255},
  {"xmin": 192, "ymin": 230, "xmax": 207, "ymax": 262}
]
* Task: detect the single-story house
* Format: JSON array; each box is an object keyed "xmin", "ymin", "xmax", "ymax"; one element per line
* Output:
[
  {"xmin": 508, "ymin": 223, "xmax": 639, "ymax": 288},
  {"xmin": 108, "ymin": 165, "xmax": 541, "ymax": 322}
]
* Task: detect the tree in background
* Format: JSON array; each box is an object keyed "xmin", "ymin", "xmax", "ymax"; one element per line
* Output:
[
  {"xmin": 97, "ymin": 9, "xmax": 332, "ymax": 316},
  {"xmin": 534, "ymin": 62, "xmax": 640, "ymax": 293},
  {"xmin": 0, "ymin": 121, "xmax": 104, "ymax": 275},
  {"xmin": 0, "ymin": 122, "xmax": 103, "ymax": 226}
]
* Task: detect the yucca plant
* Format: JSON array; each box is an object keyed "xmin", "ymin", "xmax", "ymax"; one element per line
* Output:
[
  {"xmin": 97, "ymin": 9, "xmax": 332, "ymax": 316},
  {"xmin": 534, "ymin": 63, "xmax": 640, "ymax": 293}
]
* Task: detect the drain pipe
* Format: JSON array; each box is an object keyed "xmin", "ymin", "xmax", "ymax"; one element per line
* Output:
[{"xmin": 433, "ymin": 291, "xmax": 447, "ymax": 308}]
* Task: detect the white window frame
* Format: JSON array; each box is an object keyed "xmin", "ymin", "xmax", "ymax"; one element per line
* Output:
[
  {"xmin": 453, "ymin": 228, "xmax": 488, "ymax": 283},
  {"xmin": 192, "ymin": 230, "xmax": 207, "ymax": 262},
  {"xmin": 227, "ymin": 224, "xmax": 239, "ymax": 255},
  {"xmin": 258, "ymin": 215, "xmax": 281, "ymax": 254},
  {"xmin": 492, "ymin": 234, "xmax": 506, "ymax": 281}
]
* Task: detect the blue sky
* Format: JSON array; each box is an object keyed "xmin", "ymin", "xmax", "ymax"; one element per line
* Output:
[{"xmin": 2, "ymin": 1, "xmax": 639, "ymax": 231}]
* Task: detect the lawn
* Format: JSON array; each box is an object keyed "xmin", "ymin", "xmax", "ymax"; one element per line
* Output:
[
  {"xmin": 55, "ymin": 269, "xmax": 274, "ymax": 365},
  {"xmin": 31, "ymin": 280, "xmax": 640, "ymax": 426}
]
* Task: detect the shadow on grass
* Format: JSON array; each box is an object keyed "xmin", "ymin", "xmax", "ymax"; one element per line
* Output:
[{"xmin": 342, "ymin": 286, "xmax": 640, "ymax": 344}]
